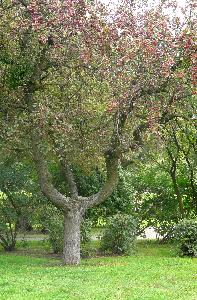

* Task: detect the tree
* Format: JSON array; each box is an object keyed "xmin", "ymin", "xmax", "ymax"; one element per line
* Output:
[
  {"xmin": 164, "ymin": 121, "xmax": 196, "ymax": 218},
  {"xmin": 0, "ymin": 0, "xmax": 195, "ymax": 264},
  {"xmin": 0, "ymin": 160, "xmax": 41, "ymax": 250},
  {"xmin": 150, "ymin": 96, "xmax": 197, "ymax": 219}
]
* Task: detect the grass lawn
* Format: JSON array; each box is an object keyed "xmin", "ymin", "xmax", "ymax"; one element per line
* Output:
[{"xmin": 0, "ymin": 240, "xmax": 196, "ymax": 300}]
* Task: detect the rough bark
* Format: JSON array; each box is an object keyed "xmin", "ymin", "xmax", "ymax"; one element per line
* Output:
[
  {"xmin": 31, "ymin": 136, "xmax": 72, "ymax": 211},
  {"xmin": 63, "ymin": 210, "xmax": 82, "ymax": 265}
]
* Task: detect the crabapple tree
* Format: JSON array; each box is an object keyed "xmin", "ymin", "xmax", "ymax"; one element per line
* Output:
[{"xmin": 0, "ymin": 0, "xmax": 196, "ymax": 264}]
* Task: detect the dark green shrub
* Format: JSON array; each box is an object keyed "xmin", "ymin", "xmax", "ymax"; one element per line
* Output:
[
  {"xmin": 154, "ymin": 221, "xmax": 176, "ymax": 242},
  {"xmin": 0, "ymin": 162, "xmax": 40, "ymax": 251},
  {"xmin": 0, "ymin": 218, "xmax": 18, "ymax": 251},
  {"xmin": 101, "ymin": 213, "xmax": 137, "ymax": 255},
  {"xmin": 47, "ymin": 215, "xmax": 64, "ymax": 254},
  {"xmin": 81, "ymin": 219, "xmax": 92, "ymax": 244},
  {"xmin": 173, "ymin": 219, "xmax": 197, "ymax": 257}
]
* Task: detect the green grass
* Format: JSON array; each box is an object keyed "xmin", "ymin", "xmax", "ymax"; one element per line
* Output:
[
  {"xmin": 135, "ymin": 240, "xmax": 176, "ymax": 257},
  {"xmin": 0, "ymin": 241, "xmax": 196, "ymax": 300}
]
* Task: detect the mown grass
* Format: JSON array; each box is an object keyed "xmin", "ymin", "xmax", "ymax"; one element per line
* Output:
[{"xmin": 0, "ymin": 239, "xmax": 197, "ymax": 300}]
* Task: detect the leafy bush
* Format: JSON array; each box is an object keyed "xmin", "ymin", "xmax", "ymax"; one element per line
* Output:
[
  {"xmin": 154, "ymin": 221, "xmax": 176, "ymax": 242},
  {"xmin": 0, "ymin": 217, "xmax": 18, "ymax": 251},
  {"xmin": 0, "ymin": 162, "xmax": 40, "ymax": 251},
  {"xmin": 47, "ymin": 215, "xmax": 64, "ymax": 254},
  {"xmin": 81, "ymin": 219, "xmax": 92, "ymax": 244},
  {"xmin": 101, "ymin": 213, "xmax": 137, "ymax": 255},
  {"xmin": 173, "ymin": 219, "xmax": 197, "ymax": 257}
]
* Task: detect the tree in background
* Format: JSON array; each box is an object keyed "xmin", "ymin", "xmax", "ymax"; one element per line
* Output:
[
  {"xmin": 0, "ymin": 0, "xmax": 195, "ymax": 264},
  {"xmin": 124, "ymin": 102, "xmax": 196, "ymax": 239},
  {"xmin": 163, "ymin": 118, "xmax": 196, "ymax": 219},
  {"xmin": 0, "ymin": 160, "xmax": 42, "ymax": 250}
]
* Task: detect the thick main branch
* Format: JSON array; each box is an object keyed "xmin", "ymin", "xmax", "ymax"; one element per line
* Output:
[{"xmin": 31, "ymin": 134, "xmax": 71, "ymax": 211}]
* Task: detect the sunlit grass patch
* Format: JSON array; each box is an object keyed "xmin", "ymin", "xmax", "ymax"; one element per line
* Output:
[{"xmin": 0, "ymin": 240, "xmax": 196, "ymax": 300}]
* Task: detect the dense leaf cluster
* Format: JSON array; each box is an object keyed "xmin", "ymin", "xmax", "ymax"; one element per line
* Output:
[
  {"xmin": 173, "ymin": 219, "xmax": 197, "ymax": 257},
  {"xmin": 101, "ymin": 213, "xmax": 137, "ymax": 254}
]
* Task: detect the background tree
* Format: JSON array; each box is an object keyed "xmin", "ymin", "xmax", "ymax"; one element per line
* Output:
[{"xmin": 0, "ymin": 159, "xmax": 42, "ymax": 250}]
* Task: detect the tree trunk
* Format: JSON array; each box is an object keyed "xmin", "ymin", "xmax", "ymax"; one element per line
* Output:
[
  {"xmin": 63, "ymin": 210, "xmax": 82, "ymax": 265},
  {"xmin": 171, "ymin": 172, "xmax": 185, "ymax": 219}
]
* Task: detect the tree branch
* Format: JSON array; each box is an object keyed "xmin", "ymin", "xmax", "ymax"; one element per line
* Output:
[
  {"xmin": 86, "ymin": 152, "xmax": 119, "ymax": 209},
  {"xmin": 31, "ymin": 134, "xmax": 71, "ymax": 211}
]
